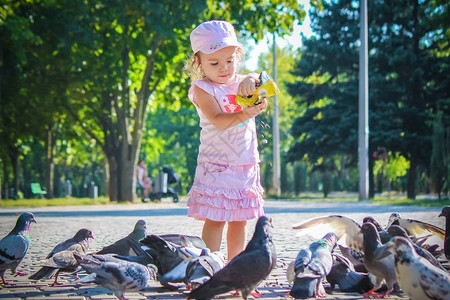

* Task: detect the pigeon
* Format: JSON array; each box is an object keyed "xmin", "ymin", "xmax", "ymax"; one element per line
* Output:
[
  {"xmin": 289, "ymin": 232, "xmax": 337, "ymax": 299},
  {"xmin": 363, "ymin": 216, "xmax": 392, "ymax": 244},
  {"xmin": 74, "ymin": 253, "xmax": 157, "ymax": 300},
  {"xmin": 159, "ymin": 234, "xmax": 207, "ymax": 250},
  {"xmin": 188, "ymin": 215, "xmax": 276, "ymax": 300},
  {"xmin": 0, "ymin": 212, "xmax": 37, "ymax": 285},
  {"xmin": 29, "ymin": 228, "xmax": 94, "ymax": 286},
  {"xmin": 326, "ymin": 252, "xmax": 375, "ymax": 293},
  {"xmin": 361, "ymin": 222, "xmax": 397, "ymax": 298},
  {"xmin": 438, "ymin": 206, "xmax": 450, "ymax": 260},
  {"xmin": 387, "ymin": 225, "xmax": 447, "ymax": 272},
  {"xmin": 95, "ymin": 219, "xmax": 147, "ymax": 256},
  {"xmin": 387, "ymin": 212, "xmax": 445, "ymax": 240},
  {"xmin": 139, "ymin": 235, "xmax": 200, "ymax": 280},
  {"xmin": 378, "ymin": 236, "xmax": 450, "ymax": 300},
  {"xmin": 337, "ymin": 244, "xmax": 367, "ymax": 273},
  {"xmin": 292, "ymin": 215, "xmax": 364, "ymax": 251},
  {"xmin": 185, "ymin": 249, "xmax": 226, "ymax": 289}
]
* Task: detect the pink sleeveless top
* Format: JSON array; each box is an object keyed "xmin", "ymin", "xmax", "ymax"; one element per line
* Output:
[{"xmin": 188, "ymin": 74, "xmax": 260, "ymax": 166}]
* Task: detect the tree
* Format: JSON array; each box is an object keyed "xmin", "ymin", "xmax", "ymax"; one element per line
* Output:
[
  {"xmin": 60, "ymin": 0, "xmax": 310, "ymax": 202},
  {"xmin": 430, "ymin": 111, "xmax": 448, "ymax": 198},
  {"xmin": 286, "ymin": 0, "xmax": 449, "ymax": 199},
  {"xmin": 1, "ymin": 0, "xmax": 316, "ymax": 202},
  {"xmin": 0, "ymin": 1, "xmax": 46, "ymax": 199}
]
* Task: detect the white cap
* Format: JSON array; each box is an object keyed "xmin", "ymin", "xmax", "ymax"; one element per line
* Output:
[{"xmin": 190, "ymin": 20, "xmax": 242, "ymax": 54}]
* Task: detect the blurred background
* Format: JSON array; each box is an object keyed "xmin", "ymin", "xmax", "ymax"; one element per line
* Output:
[{"xmin": 0, "ymin": 0, "xmax": 448, "ymax": 204}]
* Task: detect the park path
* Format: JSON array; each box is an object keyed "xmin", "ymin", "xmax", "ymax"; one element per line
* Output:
[{"xmin": 0, "ymin": 199, "xmax": 444, "ymax": 299}]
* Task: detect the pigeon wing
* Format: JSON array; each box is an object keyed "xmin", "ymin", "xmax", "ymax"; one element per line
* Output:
[
  {"xmin": 397, "ymin": 219, "xmax": 445, "ymax": 240},
  {"xmin": 293, "ymin": 215, "xmax": 363, "ymax": 251},
  {"xmin": 417, "ymin": 261, "xmax": 450, "ymax": 299},
  {"xmin": 43, "ymin": 250, "xmax": 78, "ymax": 269},
  {"xmin": 0, "ymin": 234, "xmax": 29, "ymax": 266},
  {"xmin": 46, "ymin": 238, "xmax": 78, "ymax": 259}
]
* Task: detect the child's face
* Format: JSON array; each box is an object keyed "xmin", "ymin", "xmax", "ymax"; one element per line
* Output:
[{"xmin": 197, "ymin": 46, "xmax": 238, "ymax": 85}]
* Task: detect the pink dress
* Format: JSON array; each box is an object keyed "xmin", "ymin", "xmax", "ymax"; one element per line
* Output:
[{"xmin": 187, "ymin": 74, "xmax": 265, "ymax": 222}]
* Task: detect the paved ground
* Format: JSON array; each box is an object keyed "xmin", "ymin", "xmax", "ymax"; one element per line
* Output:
[{"xmin": 0, "ymin": 198, "xmax": 445, "ymax": 299}]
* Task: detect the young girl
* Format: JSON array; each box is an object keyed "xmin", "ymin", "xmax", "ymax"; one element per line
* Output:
[{"xmin": 185, "ymin": 20, "xmax": 267, "ymax": 261}]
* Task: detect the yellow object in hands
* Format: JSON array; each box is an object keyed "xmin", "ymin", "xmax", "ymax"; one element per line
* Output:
[{"xmin": 236, "ymin": 71, "xmax": 280, "ymax": 107}]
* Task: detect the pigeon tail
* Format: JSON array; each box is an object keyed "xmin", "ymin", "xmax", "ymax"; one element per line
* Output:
[
  {"xmin": 289, "ymin": 277, "xmax": 318, "ymax": 299},
  {"xmin": 29, "ymin": 266, "xmax": 56, "ymax": 280},
  {"xmin": 73, "ymin": 272, "xmax": 97, "ymax": 284}
]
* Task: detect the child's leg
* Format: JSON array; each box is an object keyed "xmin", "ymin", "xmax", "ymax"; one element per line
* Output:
[
  {"xmin": 227, "ymin": 220, "xmax": 247, "ymax": 261},
  {"xmin": 202, "ymin": 219, "xmax": 225, "ymax": 252}
]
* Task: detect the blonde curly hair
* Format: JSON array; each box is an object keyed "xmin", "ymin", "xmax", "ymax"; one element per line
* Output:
[{"xmin": 183, "ymin": 48, "xmax": 246, "ymax": 81}]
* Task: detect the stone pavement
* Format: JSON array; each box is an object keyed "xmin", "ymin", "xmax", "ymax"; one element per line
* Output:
[{"xmin": 0, "ymin": 198, "xmax": 445, "ymax": 299}]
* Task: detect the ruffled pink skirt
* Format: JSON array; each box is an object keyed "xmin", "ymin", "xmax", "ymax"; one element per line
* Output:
[{"xmin": 187, "ymin": 162, "xmax": 265, "ymax": 222}]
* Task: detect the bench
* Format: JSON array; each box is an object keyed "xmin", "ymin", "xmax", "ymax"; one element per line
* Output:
[{"xmin": 31, "ymin": 183, "xmax": 47, "ymax": 198}]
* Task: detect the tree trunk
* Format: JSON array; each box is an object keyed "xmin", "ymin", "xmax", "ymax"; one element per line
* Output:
[
  {"xmin": 45, "ymin": 128, "xmax": 54, "ymax": 198},
  {"xmin": 9, "ymin": 146, "xmax": 19, "ymax": 199},
  {"xmin": 106, "ymin": 146, "xmax": 138, "ymax": 202},
  {"xmin": 119, "ymin": 144, "xmax": 136, "ymax": 202},
  {"xmin": 369, "ymin": 154, "xmax": 375, "ymax": 198},
  {"xmin": 3, "ymin": 158, "xmax": 9, "ymax": 199},
  {"xmin": 103, "ymin": 157, "xmax": 109, "ymax": 198},
  {"xmin": 407, "ymin": 152, "xmax": 417, "ymax": 199},
  {"xmin": 108, "ymin": 156, "xmax": 118, "ymax": 201}
]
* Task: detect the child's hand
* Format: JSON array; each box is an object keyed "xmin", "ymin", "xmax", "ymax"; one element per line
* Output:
[
  {"xmin": 243, "ymin": 98, "xmax": 268, "ymax": 118},
  {"xmin": 238, "ymin": 76, "xmax": 258, "ymax": 98}
]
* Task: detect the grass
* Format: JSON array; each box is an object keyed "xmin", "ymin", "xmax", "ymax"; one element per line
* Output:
[
  {"xmin": 0, "ymin": 196, "xmax": 111, "ymax": 208},
  {"xmin": 1, "ymin": 192, "xmax": 449, "ymax": 208},
  {"xmin": 371, "ymin": 196, "xmax": 450, "ymax": 207},
  {"xmin": 267, "ymin": 191, "xmax": 450, "ymax": 207}
]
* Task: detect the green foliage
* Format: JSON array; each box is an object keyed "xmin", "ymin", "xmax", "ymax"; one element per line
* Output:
[
  {"xmin": 1, "ymin": 0, "xmax": 310, "ymax": 201},
  {"xmin": 430, "ymin": 111, "xmax": 449, "ymax": 196},
  {"xmin": 374, "ymin": 152, "xmax": 409, "ymax": 185},
  {"xmin": 286, "ymin": 0, "xmax": 449, "ymax": 198}
]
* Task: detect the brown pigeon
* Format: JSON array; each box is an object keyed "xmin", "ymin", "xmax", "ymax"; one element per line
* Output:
[{"xmin": 29, "ymin": 228, "xmax": 93, "ymax": 286}]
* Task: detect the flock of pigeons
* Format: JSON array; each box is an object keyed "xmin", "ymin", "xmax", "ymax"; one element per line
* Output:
[{"xmin": 0, "ymin": 208, "xmax": 449, "ymax": 300}]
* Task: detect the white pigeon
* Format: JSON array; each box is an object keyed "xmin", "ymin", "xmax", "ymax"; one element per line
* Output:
[{"xmin": 382, "ymin": 236, "xmax": 450, "ymax": 300}]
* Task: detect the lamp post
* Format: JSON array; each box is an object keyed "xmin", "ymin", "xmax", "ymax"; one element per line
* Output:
[
  {"xmin": 272, "ymin": 33, "xmax": 281, "ymax": 196},
  {"xmin": 358, "ymin": 0, "xmax": 369, "ymax": 200}
]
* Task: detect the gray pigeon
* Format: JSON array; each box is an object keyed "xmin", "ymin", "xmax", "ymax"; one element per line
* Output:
[
  {"xmin": 185, "ymin": 249, "xmax": 226, "ymax": 290},
  {"xmin": 95, "ymin": 219, "xmax": 147, "ymax": 256},
  {"xmin": 139, "ymin": 235, "xmax": 196, "ymax": 279},
  {"xmin": 361, "ymin": 222, "xmax": 397, "ymax": 298},
  {"xmin": 0, "ymin": 212, "xmax": 37, "ymax": 285},
  {"xmin": 378, "ymin": 236, "xmax": 450, "ymax": 300},
  {"xmin": 29, "ymin": 228, "xmax": 93, "ymax": 286},
  {"xmin": 289, "ymin": 232, "xmax": 337, "ymax": 299},
  {"xmin": 337, "ymin": 244, "xmax": 367, "ymax": 273},
  {"xmin": 326, "ymin": 252, "xmax": 375, "ymax": 293},
  {"xmin": 188, "ymin": 215, "xmax": 276, "ymax": 300},
  {"xmin": 159, "ymin": 234, "xmax": 207, "ymax": 250},
  {"xmin": 74, "ymin": 253, "xmax": 157, "ymax": 300},
  {"xmin": 438, "ymin": 206, "xmax": 450, "ymax": 259},
  {"xmin": 363, "ymin": 216, "xmax": 392, "ymax": 244}
]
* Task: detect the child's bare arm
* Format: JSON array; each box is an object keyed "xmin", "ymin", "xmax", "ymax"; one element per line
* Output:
[{"xmin": 195, "ymin": 86, "xmax": 267, "ymax": 130}]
